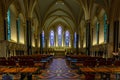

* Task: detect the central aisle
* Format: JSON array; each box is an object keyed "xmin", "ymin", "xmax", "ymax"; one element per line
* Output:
[{"xmin": 37, "ymin": 58, "xmax": 80, "ymax": 80}]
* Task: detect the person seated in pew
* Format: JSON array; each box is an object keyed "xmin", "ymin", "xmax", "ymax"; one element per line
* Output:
[
  {"xmin": 20, "ymin": 73, "xmax": 32, "ymax": 80},
  {"xmin": 2, "ymin": 73, "xmax": 13, "ymax": 80}
]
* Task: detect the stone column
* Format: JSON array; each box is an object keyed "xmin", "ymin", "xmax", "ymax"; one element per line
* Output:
[
  {"xmin": 26, "ymin": 19, "xmax": 32, "ymax": 55},
  {"xmin": 71, "ymin": 34, "xmax": 74, "ymax": 52},
  {"xmin": 76, "ymin": 33, "xmax": 79, "ymax": 54},
  {"xmin": 107, "ymin": 22, "xmax": 110, "ymax": 43},
  {"xmin": 40, "ymin": 32, "xmax": 43, "ymax": 54},
  {"xmin": 62, "ymin": 31, "xmax": 64, "ymax": 47},
  {"xmin": 35, "ymin": 37, "xmax": 38, "ymax": 48},
  {"xmin": 113, "ymin": 20, "xmax": 119, "ymax": 52},
  {"xmin": 16, "ymin": 18, "xmax": 19, "ymax": 43},
  {"xmin": 45, "ymin": 36, "xmax": 48, "ymax": 54},
  {"xmin": 3, "ymin": 17, "xmax": 9, "ymax": 57},
  {"xmin": 35, "ymin": 37, "xmax": 38, "ymax": 54},
  {"xmin": 56, "ymin": 30, "xmax": 58, "ymax": 47},
  {"xmin": 97, "ymin": 23, "xmax": 100, "ymax": 44},
  {"xmin": 4, "ymin": 18, "xmax": 7, "ymax": 40},
  {"xmin": 70, "ymin": 34, "xmax": 74, "ymax": 49},
  {"xmin": 86, "ymin": 20, "xmax": 91, "ymax": 55},
  {"xmin": 52, "ymin": 29, "xmax": 55, "ymax": 47}
]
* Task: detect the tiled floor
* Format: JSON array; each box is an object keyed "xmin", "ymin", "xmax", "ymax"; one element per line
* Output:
[{"xmin": 36, "ymin": 58, "xmax": 80, "ymax": 80}]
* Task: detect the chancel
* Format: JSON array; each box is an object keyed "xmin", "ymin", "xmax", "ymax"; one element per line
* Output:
[{"xmin": 0, "ymin": 0, "xmax": 120, "ymax": 80}]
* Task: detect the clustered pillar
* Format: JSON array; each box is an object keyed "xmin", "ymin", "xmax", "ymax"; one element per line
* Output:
[
  {"xmin": 40, "ymin": 32, "xmax": 43, "ymax": 54},
  {"xmin": 113, "ymin": 20, "xmax": 119, "ymax": 52},
  {"xmin": 16, "ymin": 18, "xmax": 19, "ymax": 43},
  {"xmin": 26, "ymin": 19, "xmax": 32, "ymax": 55},
  {"xmin": 86, "ymin": 20, "xmax": 91, "ymax": 55},
  {"xmin": 76, "ymin": 33, "xmax": 79, "ymax": 54},
  {"xmin": 4, "ymin": 18, "xmax": 7, "ymax": 40}
]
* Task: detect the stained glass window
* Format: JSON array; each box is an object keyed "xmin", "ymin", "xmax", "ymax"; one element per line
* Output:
[
  {"xmin": 7, "ymin": 9, "xmax": 11, "ymax": 41},
  {"xmin": 58, "ymin": 26, "xmax": 62, "ymax": 46},
  {"xmin": 104, "ymin": 13, "xmax": 108, "ymax": 43},
  {"xmin": 42, "ymin": 31, "xmax": 45, "ymax": 47},
  {"xmin": 74, "ymin": 32, "xmax": 77, "ymax": 48},
  {"xmin": 50, "ymin": 30, "xmax": 54, "ymax": 46},
  {"xmin": 96, "ymin": 21, "xmax": 99, "ymax": 44},
  {"xmin": 65, "ymin": 30, "xmax": 70, "ymax": 47}
]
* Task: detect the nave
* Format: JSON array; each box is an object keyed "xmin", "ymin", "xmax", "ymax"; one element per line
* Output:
[{"xmin": 1, "ymin": 0, "xmax": 120, "ymax": 80}]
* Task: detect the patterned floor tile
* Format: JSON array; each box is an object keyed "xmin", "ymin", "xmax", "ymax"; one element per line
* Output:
[{"xmin": 37, "ymin": 58, "xmax": 80, "ymax": 79}]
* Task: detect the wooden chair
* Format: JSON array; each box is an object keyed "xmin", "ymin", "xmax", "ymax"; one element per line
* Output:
[
  {"xmin": 114, "ymin": 60, "xmax": 120, "ymax": 66},
  {"xmin": 83, "ymin": 60, "xmax": 97, "ymax": 67},
  {"xmin": 85, "ymin": 73, "xmax": 95, "ymax": 80}
]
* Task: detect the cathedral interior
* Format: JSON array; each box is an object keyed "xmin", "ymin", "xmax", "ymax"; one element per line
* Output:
[{"xmin": 0, "ymin": 0, "xmax": 120, "ymax": 80}]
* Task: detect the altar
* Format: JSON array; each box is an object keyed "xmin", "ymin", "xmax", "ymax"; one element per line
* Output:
[{"xmin": 54, "ymin": 47, "xmax": 65, "ymax": 58}]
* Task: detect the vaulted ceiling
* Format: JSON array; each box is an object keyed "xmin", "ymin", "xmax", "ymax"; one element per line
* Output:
[
  {"xmin": 33, "ymin": 0, "xmax": 115, "ymax": 33},
  {"xmin": 1, "ymin": 0, "xmax": 120, "ymax": 35},
  {"xmin": 34, "ymin": 0, "xmax": 83, "ymax": 32}
]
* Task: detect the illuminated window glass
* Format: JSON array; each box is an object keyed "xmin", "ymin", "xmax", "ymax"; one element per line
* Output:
[
  {"xmin": 50, "ymin": 30, "xmax": 54, "ymax": 46},
  {"xmin": 65, "ymin": 30, "xmax": 70, "ymax": 47},
  {"xmin": 104, "ymin": 13, "xmax": 108, "ymax": 43},
  {"xmin": 7, "ymin": 9, "xmax": 11, "ymax": 40},
  {"xmin": 74, "ymin": 32, "xmax": 77, "ymax": 48},
  {"xmin": 58, "ymin": 26, "xmax": 62, "ymax": 46}
]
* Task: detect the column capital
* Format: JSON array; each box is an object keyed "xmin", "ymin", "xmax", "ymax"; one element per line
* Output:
[
  {"xmin": 26, "ymin": 17, "xmax": 32, "ymax": 21},
  {"xmin": 34, "ymin": 34, "xmax": 38, "ymax": 39},
  {"xmin": 40, "ymin": 31, "xmax": 43, "ymax": 34},
  {"xmin": 114, "ymin": 20, "xmax": 119, "ymax": 23},
  {"xmin": 16, "ymin": 18, "xmax": 19, "ymax": 20},
  {"xmin": 85, "ymin": 19, "xmax": 91, "ymax": 23},
  {"xmin": 106, "ymin": 20, "xmax": 110, "ymax": 24}
]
